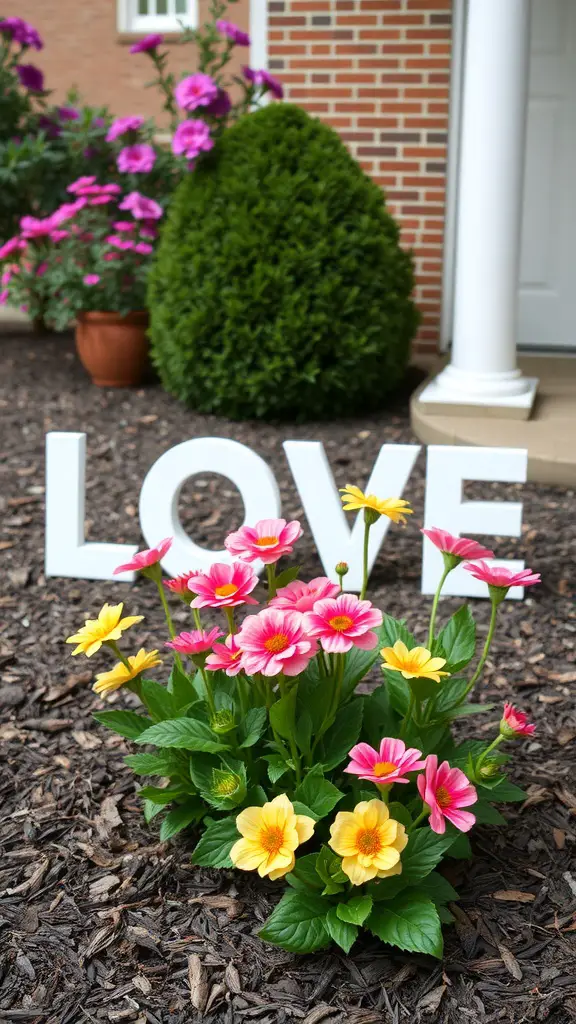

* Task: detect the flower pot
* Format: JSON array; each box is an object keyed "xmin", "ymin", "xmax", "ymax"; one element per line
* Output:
[{"xmin": 75, "ymin": 311, "xmax": 149, "ymax": 387}]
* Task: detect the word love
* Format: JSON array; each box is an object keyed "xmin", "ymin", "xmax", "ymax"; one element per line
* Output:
[{"xmin": 44, "ymin": 433, "xmax": 530, "ymax": 599}]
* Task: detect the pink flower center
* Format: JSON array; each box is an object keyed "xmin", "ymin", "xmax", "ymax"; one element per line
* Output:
[
  {"xmin": 328, "ymin": 615, "xmax": 354, "ymax": 632},
  {"xmin": 260, "ymin": 825, "xmax": 284, "ymax": 854},
  {"xmin": 264, "ymin": 632, "xmax": 289, "ymax": 654},
  {"xmin": 373, "ymin": 761, "xmax": 397, "ymax": 778},
  {"xmin": 255, "ymin": 535, "xmax": 279, "ymax": 548},
  {"xmin": 356, "ymin": 826, "xmax": 382, "ymax": 856},
  {"xmin": 214, "ymin": 583, "xmax": 238, "ymax": 598},
  {"xmin": 436, "ymin": 785, "xmax": 452, "ymax": 809}
]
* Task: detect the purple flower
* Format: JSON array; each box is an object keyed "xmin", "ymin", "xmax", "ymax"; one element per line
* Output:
[
  {"xmin": 205, "ymin": 88, "xmax": 232, "ymax": 118},
  {"xmin": 172, "ymin": 119, "xmax": 213, "ymax": 160},
  {"xmin": 0, "ymin": 237, "xmax": 26, "ymax": 261},
  {"xmin": 36, "ymin": 261, "xmax": 48, "ymax": 277},
  {"xmin": 15, "ymin": 63, "xmax": 44, "ymax": 92},
  {"xmin": 242, "ymin": 66, "xmax": 283, "ymax": 99},
  {"xmin": 117, "ymin": 143, "xmax": 156, "ymax": 173},
  {"xmin": 0, "ymin": 17, "xmax": 42, "ymax": 50},
  {"xmin": 119, "ymin": 191, "xmax": 163, "ymax": 220},
  {"xmin": 92, "ymin": 116, "xmax": 106, "ymax": 128},
  {"xmin": 106, "ymin": 115, "xmax": 145, "ymax": 142},
  {"xmin": 130, "ymin": 33, "xmax": 163, "ymax": 54},
  {"xmin": 216, "ymin": 19, "xmax": 250, "ymax": 46},
  {"xmin": 57, "ymin": 106, "xmax": 79, "ymax": 121},
  {"xmin": 174, "ymin": 73, "xmax": 218, "ymax": 112},
  {"xmin": 83, "ymin": 274, "xmax": 100, "ymax": 285}
]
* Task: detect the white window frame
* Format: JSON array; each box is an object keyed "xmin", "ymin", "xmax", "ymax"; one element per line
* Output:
[{"xmin": 118, "ymin": 0, "xmax": 197, "ymax": 34}]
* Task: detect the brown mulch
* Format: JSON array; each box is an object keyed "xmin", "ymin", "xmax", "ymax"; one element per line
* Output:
[{"xmin": 1, "ymin": 330, "xmax": 576, "ymax": 1024}]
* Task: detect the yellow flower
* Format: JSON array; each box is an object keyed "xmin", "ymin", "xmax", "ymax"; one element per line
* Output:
[
  {"xmin": 340, "ymin": 485, "xmax": 413, "ymax": 524},
  {"xmin": 230, "ymin": 794, "xmax": 316, "ymax": 880},
  {"xmin": 329, "ymin": 799, "xmax": 408, "ymax": 885},
  {"xmin": 66, "ymin": 602, "xmax": 143, "ymax": 657},
  {"xmin": 93, "ymin": 648, "xmax": 162, "ymax": 695},
  {"xmin": 381, "ymin": 640, "xmax": 449, "ymax": 683}
]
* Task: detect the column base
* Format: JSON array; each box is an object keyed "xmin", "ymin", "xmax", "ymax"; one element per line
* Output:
[{"xmin": 417, "ymin": 365, "xmax": 538, "ymax": 420}]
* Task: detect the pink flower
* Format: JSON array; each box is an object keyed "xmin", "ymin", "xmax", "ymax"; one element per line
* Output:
[
  {"xmin": 188, "ymin": 562, "xmax": 259, "ymax": 609},
  {"xmin": 166, "ymin": 627, "xmax": 224, "ymax": 657},
  {"xmin": 206, "ymin": 633, "xmax": 244, "ymax": 676},
  {"xmin": 20, "ymin": 215, "xmax": 55, "ymax": 238},
  {"xmin": 83, "ymin": 274, "xmax": 100, "ymax": 285},
  {"xmin": 51, "ymin": 198, "xmax": 87, "ymax": 225},
  {"xmin": 113, "ymin": 221, "xmax": 136, "ymax": 232},
  {"xmin": 0, "ymin": 290, "xmax": 9, "ymax": 305},
  {"xmin": 103, "ymin": 252, "xmax": 121, "ymax": 261},
  {"xmin": 36, "ymin": 261, "xmax": 48, "ymax": 277},
  {"xmin": 89, "ymin": 195, "xmax": 114, "ymax": 206},
  {"xmin": 417, "ymin": 755, "xmax": 477, "ymax": 834},
  {"xmin": 49, "ymin": 230, "xmax": 69, "ymax": 243},
  {"xmin": 216, "ymin": 19, "xmax": 250, "ymax": 45},
  {"xmin": 242, "ymin": 67, "xmax": 283, "ymax": 99},
  {"xmin": 422, "ymin": 528, "xmax": 495, "ymax": 564},
  {"xmin": 75, "ymin": 184, "xmax": 120, "ymax": 196},
  {"xmin": 0, "ymin": 236, "xmax": 26, "ymax": 260},
  {"xmin": 225, "ymin": 518, "xmax": 302, "ymax": 565},
  {"xmin": 172, "ymin": 119, "xmax": 213, "ymax": 159},
  {"xmin": 174, "ymin": 72, "xmax": 219, "ymax": 111},
  {"xmin": 1, "ymin": 269, "xmax": 12, "ymax": 285},
  {"xmin": 237, "ymin": 608, "xmax": 315, "ymax": 677},
  {"xmin": 133, "ymin": 241, "xmax": 153, "ymax": 255},
  {"xmin": 117, "ymin": 143, "xmax": 156, "ymax": 173},
  {"xmin": 119, "ymin": 191, "xmax": 163, "ymax": 220},
  {"xmin": 463, "ymin": 561, "xmax": 541, "ymax": 592},
  {"xmin": 140, "ymin": 225, "xmax": 157, "ymax": 239},
  {"xmin": 500, "ymin": 703, "xmax": 536, "ymax": 738},
  {"xmin": 303, "ymin": 593, "xmax": 383, "ymax": 654},
  {"xmin": 114, "ymin": 537, "xmax": 173, "ymax": 575},
  {"xmin": 106, "ymin": 234, "xmax": 134, "ymax": 250},
  {"xmin": 345, "ymin": 738, "xmax": 426, "ymax": 786},
  {"xmin": 106, "ymin": 115, "xmax": 145, "ymax": 142},
  {"xmin": 130, "ymin": 33, "xmax": 163, "ymax": 53},
  {"xmin": 163, "ymin": 571, "xmax": 197, "ymax": 596},
  {"xmin": 67, "ymin": 176, "xmax": 96, "ymax": 193},
  {"xmin": 269, "ymin": 576, "xmax": 340, "ymax": 613}
]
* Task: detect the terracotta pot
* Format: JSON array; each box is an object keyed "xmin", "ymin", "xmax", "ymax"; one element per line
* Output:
[{"xmin": 75, "ymin": 310, "xmax": 149, "ymax": 387}]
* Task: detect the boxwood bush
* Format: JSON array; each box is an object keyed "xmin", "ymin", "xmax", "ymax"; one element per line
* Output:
[{"xmin": 148, "ymin": 103, "xmax": 420, "ymax": 421}]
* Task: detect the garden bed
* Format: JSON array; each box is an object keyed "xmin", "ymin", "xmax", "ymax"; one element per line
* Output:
[{"xmin": 1, "ymin": 330, "xmax": 575, "ymax": 1024}]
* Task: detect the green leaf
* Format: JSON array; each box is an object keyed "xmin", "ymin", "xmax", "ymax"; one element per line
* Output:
[
  {"xmin": 447, "ymin": 832, "xmax": 472, "ymax": 859},
  {"xmin": 416, "ymin": 871, "xmax": 459, "ymax": 905},
  {"xmin": 388, "ymin": 802, "xmax": 413, "ymax": 831},
  {"xmin": 380, "ymin": 614, "xmax": 416, "ymax": 649},
  {"xmin": 239, "ymin": 706, "xmax": 267, "ymax": 748},
  {"xmin": 294, "ymin": 711, "xmax": 313, "ymax": 755},
  {"xmin": 321, "ymin": 698, "xmax": 363, "ymax": 771},
  {"xmin": 138, "ymin": 784, "xmax": 188, "ymax": 805},
  {"xmin": 191, "ymin": 818, "xmax": 239, "ymax": 867},
  {"xmin": 291, "ymin": 800, "xmax": 318, "ymax": 821},
  {"xmin": 433, "ymin": 677, "xmax": 470, "ymax": 715},
  {"xmin": 478, "ymin": 780, "xmax": 526, "ymax": 803},
  {"xmin": 189, "ymin": 754, "xmax": 247, "ymax": 809},
  {"xmin": 341, "ymin": 622, "xmax": 391, "ymax": 699},
  {"xmin": 384, "ymin": 671, "xmax": 411, "ymax": 716},
  {"xmin": 167, "ymin": 663, "xmax": 197, "ymax": 709},
  {"xmin": 286, "ymin": 853, "xmax": 324, "ymax": 893},
  {"xmin": 259, "ymin": 893, "xmax": 331, "ymax": 954},
  {"xmin": 140, "ymin": 679, "xmax": 176, "ymax": 721},
  {"xmin": 93, "ymin": 709, "xmax": 151, "ymax": 740},
  {"xmin": 449, "ymin": 702, "xmax": 494, "ymax": 719},
  {"xmin": 274, "ymin": 565, "xmax": 301, "ymax": 589},
  {"xmin": 294, "ymin": 766, "xmax": 344, "ymax": 819},
  {"xmin": 362, "ymin": 684, "xmax": 398, "ymax": 748},
  {"xmin": 160, "ymin": 800, "xmax": 204, "ymax": 841},
  {"xmin": 326, "ymin": 907, "xmax": 358, "ymax": 953},
  {"xmin": 315, "ymin": 845, "xmax": 348, "ymax": 895},
  {"xmin": 124, "ymin": 752, "xmax": 176, "ymax": 775},
  {"xmin": 438, "ymin": 905, "xmax": 455, "ymax": 923},
  {"xmin": 265, "ymin": 755, "xmax": 290, "ymax": 784},
  {"xmin": 336, "ymin": 895, "xmax": 372, "ymax": 927},
  {"xmin": 136, "ymin": 719, "xmax": 229, "ymax": 754},
  {"xmin": 400, "ymin": 828, "xmax": 456, "ymax": 884},
  {"xmin": 472, "ymin": 800, "xmax": 507, "ymax": 825},
  {"xmin": 368, "ymin": 891, "xmax": 443, "ymax": 958},
  {"xmin": 269, "ymin": 688, "xmax": 298, "ymax": 741},
  {"xmin": 143, "ymin": 798, "xmax": 164, "ymax": 823},
  {"xmin": 436, "ymin": 605, "xmax": 476, "ymax": 673}
]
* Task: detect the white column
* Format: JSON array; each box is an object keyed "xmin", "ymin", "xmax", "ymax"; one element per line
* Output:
[{"xmin": 421, "ymin": 0, "xmax": 538, "ymax": 413}]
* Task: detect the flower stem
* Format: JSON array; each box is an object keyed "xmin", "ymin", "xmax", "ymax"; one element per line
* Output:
[
  {"xmin": 463, "ymin": 599, "xmax": 499, "ymax": 697},
  {"xmin": 475, "ymin": 733, "xmax": 504, "ymax": 776},
  {"xmin": 199, "ymin": 664, "xmax": 217, "ymax": 719},
  {"xmin": 408, "ymin": 807, "xmax": 429, "ymax": 832},
  {"xmin": 192, "ymin": 607, "xmax": 203, "ymax": 631},
  {"xmin": 225, "ymin": 608, "xmax": 236, "ymax": 635},
  {"xmin": 400, "ymin": 691, "xmax": 416, "ymax": 738},
  {"xmin": 359, "ymin": 520, "xmax": 371, "ymax": 600},
  {"xmin": 106, "ymin": 639, "xmax": 131, "ymax": 670},
  {"xmin": 156, "ymin": 579, "xmax": 184, "ymax": 674},
  {"xmin": 266, "ymin": 564, "xmax": 277, "ymax": 599},
  {"xmin": 427, "ymin": 564, "xmax": 452, "ymax": 650}
]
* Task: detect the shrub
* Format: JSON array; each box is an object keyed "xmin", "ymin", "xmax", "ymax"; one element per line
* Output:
[{"xmin": 148, "ymin": 103, "xmax": 420, "ymax": 421}]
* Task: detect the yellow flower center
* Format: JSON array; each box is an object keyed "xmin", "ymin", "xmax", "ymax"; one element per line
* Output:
[
  {"xmin": 255, "ymin": 535, "xmax": 279, "ymax": 547},
  {"xmin": 356, "ymin": 826, "xmax": 382, "ymax": 857},
  {"xmin": 436, "ymin": 785, "xmax": 452, "ymax": 809},
  {"xmin": 260, "ymin": 825, "xmax": 285, "ymax": 854},
  {"xmin": 214, "ymin": 583, "xmax": 238, "ymax": 598},
  {"xmin": 328, "ymin": 615, "xmax": 354, "ymax": 631},
  {"xmin": 373, "ymin": 761, "xmax": 397, "ymax": 777},
  {"xmin": 264, "ymin": 632, "xmax": 289, "ymax": 654}
]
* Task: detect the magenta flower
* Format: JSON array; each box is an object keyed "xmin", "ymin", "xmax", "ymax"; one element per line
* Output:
[
  {"xmin": 269, "ymin": 576, "xmax": 340, "ymax": 614},
  {"xmin": 119, "ymin": 191, "xmax": 163, "ymax": 220},
  {"xmin": 89, "ymin": 195, "xmax": 115, "ymax": 206},
  {"xmin": 174, "ymin": 72, "xmax": 219, "ymax": 111},
  {"xmin": 106, "ymin": 115, "xmax": 145, "ymax": 142},
  {"xmin": 237, "ymin": 607, "xmax": 315, "ymax": 677},
  {"xmin": 36, "ymin": 261, "xmax": 48, "ymax": 277},
  {"xmin": 0, "ymin": 17, "xmax": 42, "ymax": 50},
  {"xmin": 172, "ymin": 119, "xmax": 214, "ymax": 159},
  {"xmin": 500, "ymin": 703, "xmax": 536, "ymax": 739},
  {"xmin": 0, "ymin": 237, "xmax": 26, "ymax": 260},
  {"xmin": 51, "ymin": 199, "xmax": 87, "ymax": 226},
  {"xmin": 163, "ymin": 570, "xmax": 197, "ymax": 596},
  {"xmin": 421, "ymin": 528, "xmax": 495, "ymax": 564},
  {"xmin": 49, "ymin": 229, "xmax": 69, "ymax": 243},
  {"xmin": 216, "ymin": 19, "xmax": 250, "ymax": 46},
  {"xmin": 106, "ymin": 234, "xmax": 135, "ymax": 251},
  {"xmin": 130, "ymin": 33, "xmax": 163, "ymax": 54},
  {"xmin": 20, "ymin": 215, "xmax": 56, "ymax": 238},
  {"xmin": 242, "ymin": 67, "xmax": 283, "ymax": 99},
  {"xmin": 117, "ymin": 143, "xmax": 156, "ymax": 173},
  {"xmin": 206, "ymin": 633, "xmax": 244, "ymax": 676},
  {"xmin": 345, "ymin": 738, "xmax": 426, "ymax": 786},
  {"xmin": 67, "ymin": 176, "xmax": 97, "ymax": 194},
  {"xmin": 133, "ymin": 241, "xmax": 153, "ymax": 255},
  {"xmin": 417, "ymin": 755, "xmax": 477, "ymax": 834},
  {"xmin": 0, "ymin": 290, "xmax": 9, "ymax": 305},
  {"xmin": 463, "ymin": 561, "xmax": 541, "ymax": 592},
  {"xmin": 187, "ymin": 562, "xmax": 259, "ymax": 610},
  {"xmin": 205, "ymin": 88, "xmax": 232, "ymax": 118},
  {"xmin": 303, "ymin": 593, "xmax": 383, "ymax": 654},
  {"xmin": 103, "ymin": 252, "xmax": 121, "ymax": 262},
  {"xmin": 166, "ymin": 627, "xmax": 224, "ymax": 658},
  {"xmin": 83, "ymin": 274, "xmax": 100, "ymax": 286},
  {"xmin": 57, "ymin": 106, "xmax": 79, "ymax": 121},
  {"xmin": 225, "ymin": 518, "xmax": 302, "ymax": 566},
  {"xmin": 113, "ymin": 221, "xmax": 136, "ymax": 232},
  {"xmin": 140, "ymin": 225, "xmax": 157, "ymax": 239},
  {"xmin": 114, "ymin": 537, "xmax": 173, "ymax": 575},
  {"xmin": 15, "ymin": 63, "xmax": 44, "ymax": 92}
]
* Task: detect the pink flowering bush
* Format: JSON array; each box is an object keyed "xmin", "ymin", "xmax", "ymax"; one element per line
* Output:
[{"xmin": 67, "ymin": 487, "xmax": 539, "ymax": 958}]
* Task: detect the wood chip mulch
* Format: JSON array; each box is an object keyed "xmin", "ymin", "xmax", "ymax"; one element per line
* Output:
[{"xmin": 1, "ymin": 331, "xmax": 575, "ymax": 1024}]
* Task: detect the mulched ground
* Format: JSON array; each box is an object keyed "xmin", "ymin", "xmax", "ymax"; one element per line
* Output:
[{"xmin": 1, "ymin": 330, "xmax": 576, "ymax": 1024}]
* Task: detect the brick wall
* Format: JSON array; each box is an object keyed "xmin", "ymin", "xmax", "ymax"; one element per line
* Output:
[{"xmin": 268, "ymin": 0, "xmax": 453, "ymax": 353}]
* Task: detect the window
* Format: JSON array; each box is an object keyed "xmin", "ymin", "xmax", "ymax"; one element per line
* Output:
[{"xmin": 119, "ymin": 0, "xmax": 197, "ymax": 34}]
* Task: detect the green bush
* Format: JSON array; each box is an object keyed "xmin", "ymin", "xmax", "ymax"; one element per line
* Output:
[{"xmin": 148, "ymin": 103, "xmax": 420, "ymax": 421}]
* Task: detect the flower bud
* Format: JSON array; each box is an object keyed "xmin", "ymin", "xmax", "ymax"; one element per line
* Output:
[
  {"xmin": 500, "ymin": 702, "xmax": 535, "ymax": 739},
  {"xmin": 363, "ymin": 506, "xmax": 381, "ymax": 527},
  {"xmin": 478, "ymin": 760, "xmax": 501, "ymax": 779},
  {"xmin": 210, "ymin": 707, "xmax": 236, "ymax": 735},
  {"xmin": 335, "ymin": 561, "xmax": 349, "ymax": 578},
  {"xmin": 211, "ymin": 767, "xmax": 242, "ymax": 798}
]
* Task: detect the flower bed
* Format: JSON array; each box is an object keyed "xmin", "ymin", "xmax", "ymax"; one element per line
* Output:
[{"xmin": 66, "ymin": 488, "xmax": 539, "ymax": 958}]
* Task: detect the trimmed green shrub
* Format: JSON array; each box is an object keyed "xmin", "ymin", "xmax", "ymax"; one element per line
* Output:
[{"xmin": 148, "ymin": 103, "xmax": 420, "ymax": 421}]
